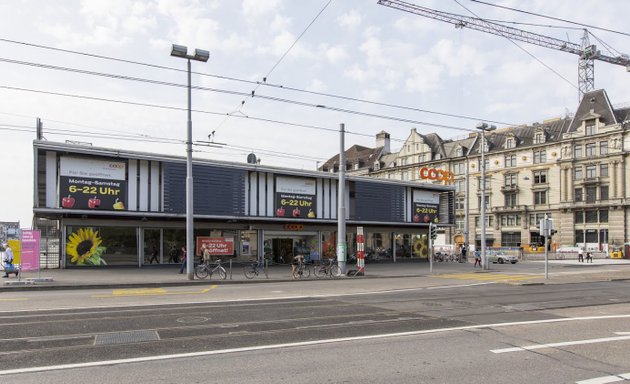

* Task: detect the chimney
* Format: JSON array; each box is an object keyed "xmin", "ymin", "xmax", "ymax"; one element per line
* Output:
[{"xmin": 376, "ymin": 131, "xmax": 390, "ymax": 153}]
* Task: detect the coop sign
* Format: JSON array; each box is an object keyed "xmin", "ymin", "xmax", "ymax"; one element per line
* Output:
[{"xmin": 419, "ymin": 167, "xmax": 454, "ymax": 184}]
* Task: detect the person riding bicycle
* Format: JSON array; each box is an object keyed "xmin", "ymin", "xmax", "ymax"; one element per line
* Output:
[{"xmin": 291, "ymin": 254, "xmax": 305, "ymax": 279}]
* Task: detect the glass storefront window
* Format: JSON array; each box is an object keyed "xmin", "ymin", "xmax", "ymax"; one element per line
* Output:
[
  {"xmin": 143, "ymin": 229, "xmax": 161, "ymax": 265},
  {"xmin": 321, "ymin": 231, "xmax": 337, "ymax": 260},
  {"xmin": 66, "ymin": 226, "xmax": 137, "ymax": 267},
  {"xmin": 239, "ymin": 230, "xmax": 258, "ymax": 262},
  {"xmin": 163, "ymin": 228, "xmax": 185, "ymax": 264},
  {"xmin": 366, "ymin": 231, "xmax": 392, "ymax": 262}
]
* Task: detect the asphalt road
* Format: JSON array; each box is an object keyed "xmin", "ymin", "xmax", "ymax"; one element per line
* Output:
[{"xmin": 1, "ymin": 278, "xmax": 630, "ymax": 383}]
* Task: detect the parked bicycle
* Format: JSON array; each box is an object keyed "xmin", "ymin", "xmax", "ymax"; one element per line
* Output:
[
  {"xmin": 313, "ymin": 259, "xmax": 340, "ymax": 278},
  {"xmin": 194, "ymin": 259, "xmax": 227, "ymax": 280},
  {"xmin": 292, "ymin": 258, "xmax": 311, "ymax": 279},
  {"xmin": 244, "ymin": 259, "xmax": 268, "ymax": 279}
]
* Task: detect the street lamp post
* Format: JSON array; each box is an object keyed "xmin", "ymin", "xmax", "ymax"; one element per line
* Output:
[
  {"xmin": 171, "ymin": 44, "xmax": 210, "ymax": 280},
  {"xmin": 476, "ymin": 122, "xmax": 496, "ymax": 271}
]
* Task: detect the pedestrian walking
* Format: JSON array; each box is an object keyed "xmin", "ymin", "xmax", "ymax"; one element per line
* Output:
[
  {"xmin": 461, "ymin": 244, "xmax": 468, "ymax": 262},
  {"xmin": 148, "ymin": 244, "xmax": 159, "ymax": 264},
  {"xmin": 2, "ymin": 242, "xmax": 18, "ymax": 278},
  {"xmin": 474, "ymin": 250, "xmax": 481, "ymax": 268},
  {"xmin": 178, "ymin": 246, "xmax": 188, "ymax": 274},
  {"xmin": 586, "ymin": 251, "xmax": 593, "ymax": 263},
  {"xmin": 578, "ymin": 247, "xmax": 584, "ymax": 262}
]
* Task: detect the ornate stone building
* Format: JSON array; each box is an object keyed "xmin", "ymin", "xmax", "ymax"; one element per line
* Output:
[{"xmin": 322, "ymin": 89, "xmax": 630, "ymax": 253}]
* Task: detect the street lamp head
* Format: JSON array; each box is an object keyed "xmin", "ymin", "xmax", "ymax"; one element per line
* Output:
[
  {"xmin": 476, "ymin": 122, "xmax": 497, "ymax": 132},
  {"xmin": 476, "ymin": 122, "xmax": 488, "ymax": 130},
  {"xmin": 171, "ymin": 44, "xmax": 188, "ymax": 58},
  {"xmin": 193, "ymin": 49, "xmax": 210, "ymax": 62}
]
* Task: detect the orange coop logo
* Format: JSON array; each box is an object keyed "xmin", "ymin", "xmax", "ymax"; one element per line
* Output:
[
  {"xmin": 419, "ymin": 167, "xmax": 454, "ymax": 184},
  {"xmin": 284, "ymin": 224, "xmax": 304, "ymax": 231}
]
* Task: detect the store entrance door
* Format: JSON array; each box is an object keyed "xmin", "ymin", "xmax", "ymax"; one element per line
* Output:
[{"xmin": 272, "ymin": 238, "xmax": 293, "ymax": 264}]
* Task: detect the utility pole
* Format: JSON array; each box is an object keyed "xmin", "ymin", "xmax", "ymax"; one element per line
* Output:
[
  {"xmin": 477, "ymin": 122, "xmax": 496, "ymax": 271},
  {"xmin": 337, "ymin": 123, "xmax": 347, "ymax": 275}
]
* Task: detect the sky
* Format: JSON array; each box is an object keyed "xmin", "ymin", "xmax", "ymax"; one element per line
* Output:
[{"xmin": 1, "ymin": 0, "xmax": 630, "ymax": 227}]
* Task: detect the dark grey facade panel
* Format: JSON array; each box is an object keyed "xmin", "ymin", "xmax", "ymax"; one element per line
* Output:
[
  {"xmin": 163, "ymin": 163, "xmax": 246, "ymax": 215},
  {"xmin": 439, "ymin": 191, "xmax": 454, "ymax": 224},
  {"xmin": 352, "ymin": 181, "xmax": 405, "ymax": 222}
]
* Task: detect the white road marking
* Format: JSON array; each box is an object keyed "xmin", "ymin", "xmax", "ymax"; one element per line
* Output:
[
  {"xmin": 1, "ymin": 314, "xmax": 630, "ymax": 376},
  {"xmin": 576, "ymin": 373, "xmax": 630, "ymax": 384},
  {"xmin": 491, "ymin": 335, "xmax": 630, "ymax": 353}
]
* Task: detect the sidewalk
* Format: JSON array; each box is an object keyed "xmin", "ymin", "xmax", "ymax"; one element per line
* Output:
[{"xmin": 2, "ymin": 259, "xmax": 630, "ymax": 291}]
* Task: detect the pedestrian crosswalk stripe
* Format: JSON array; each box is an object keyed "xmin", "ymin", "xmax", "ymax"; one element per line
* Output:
[{"xmin": 431, "ymin": 273, "xmax": 544, "ymax": 282}]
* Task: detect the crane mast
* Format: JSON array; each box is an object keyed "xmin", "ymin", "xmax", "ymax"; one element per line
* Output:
[{"xmin": 377, "ymin": 0, "xmax": 630, "ymax": 97}]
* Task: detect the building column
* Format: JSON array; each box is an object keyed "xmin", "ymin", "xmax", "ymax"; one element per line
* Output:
[{"xmin": 613, "ymin": 161, "xmax": 619, "ymax": 198}]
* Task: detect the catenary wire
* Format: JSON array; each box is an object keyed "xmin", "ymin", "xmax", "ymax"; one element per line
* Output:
[
  {"xmin": 215, "ymin": 0, "xmax": 334, "ymax": 132},
  {"xmin": 0, "ymin": 58, "xmax": 479, "ymax": 133},
  {"xmin": 0, "ymin": 85, "xmax": 394, "ymax": 140},
  {"xmin": 470, "ymin": 0, "xmax": 630, "ymax": 38},
  {"xmin": 0, "ymin": 125, "xmax": 328, "ymax": 163},
  {"xmin": 453, "ymin": 0, "xmax": 579, "ymax": 91},
  {"xmin": 0, "ymin": 37, "xmax": 516, "ymax": 126}
]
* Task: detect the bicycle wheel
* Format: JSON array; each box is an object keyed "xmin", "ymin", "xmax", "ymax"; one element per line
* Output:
[
  {"xmin": 302, "ymin": 265, "xmax": 311, "ymax": 278},
  {"xmin": 244, "ymin": 265, "xmax": 256, "ymax": 279},
  {"xmin": 313, "ymin": 264, "xmax": 325, "ymax": 278},
  {"xmin": 194, "ymin": 265, "xmax": 209, "ymax": 279},
  {"xmin": 216, "ymin": 267, "xmax": 227, "ymax": 280},
  {"xmin": 329, "ymin": 264, "xmax": 340, "ymax": 277}
]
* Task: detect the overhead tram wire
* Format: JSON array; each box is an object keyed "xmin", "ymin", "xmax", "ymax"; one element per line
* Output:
[
  {"xmin": 0, "ymin": 85, "xmax": 354, "ymax": 137},
  {"xmin": 214, "ymin": 0, "xmax": 334, "ymax": 133},
  {"xmin": 0, "ymin": 59, "xmax": 479, "ymax": 133},
  {"xmin": 453, "ymin": 0, "xmax": 579, "ymax": 92},
  {"xmin": 0, "ymin": 124, "xmax": 328, "ymax": 163},
  {"xmin": 0, "ymin": 85, "xmax": 418, "ymax": 143},
  {"xmin": 0, "ymin": 37, "xmax": 517, "ymax": 127},
  {"xmin": 470, "ymin": 0, "xmax": 630, "ymax": 38}
]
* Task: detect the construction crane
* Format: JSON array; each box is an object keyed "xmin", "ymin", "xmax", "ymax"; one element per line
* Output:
[{"xmin": 377, "ymin": 0, "xmax": 630, "ymax": 98}]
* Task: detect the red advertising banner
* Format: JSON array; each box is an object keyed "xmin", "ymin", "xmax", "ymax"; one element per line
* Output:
[
  {"xmin": 20, "ymin": 229, "xmax": 40, "ymax": 271},
  {"xmin": 196, "ymin": 237, "xmax": 234, "ymax": 256}
]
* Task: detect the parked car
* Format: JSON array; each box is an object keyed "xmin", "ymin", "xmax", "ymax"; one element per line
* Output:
[{"xmin": 488, "ymin": 253, "xmax": 518, "ymax": 264}]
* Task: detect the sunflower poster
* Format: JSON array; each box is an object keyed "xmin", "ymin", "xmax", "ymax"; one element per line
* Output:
[{"xmin": 66, "ymin": 227, "xmax": 107, "ymax": 266}]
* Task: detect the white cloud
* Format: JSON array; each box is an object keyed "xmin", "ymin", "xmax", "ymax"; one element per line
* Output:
[
  {"xmin": 405, "ymin": 56, "xmax": 443, "ymax": 92},
  {"xmin": 337, "ymin": 9, "xmax": 362, "ymax": 29},
  {"xmin": 485, "ymin": 101, "xmax": 523, "ymax": 114},
  {"xmin": 393, "ymin": 16, "xmax": 434, "ymax": 34},
  {"xmin": 307, "ymin": 79, "xmax": 327, "ymax": 92},
  {"xmin": 430, "ymin": 39, "xmax": 486, "ymax": 77},
  {"xmin": 324, "ymin": 44, "xmax": 348, "ymax": 64},
  {"xmin": 344, "ymin": 64, "xmax": 367, "ymax": 82},
  {"xmin": 270, "ymin": 14, "xmax": 292, "ymax": 32},
  {"xmin": 242, "ymin": 0, "xmax": 282, "ymax": 16}
]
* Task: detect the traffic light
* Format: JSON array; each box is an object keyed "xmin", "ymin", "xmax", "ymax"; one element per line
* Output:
[
  {"xmin": 429, "ymin": 223, "xmax": 438, "ymax": 240},
  {"xmin": 550, "ymin": 229, "xmax": 557, "ymax": 237}
]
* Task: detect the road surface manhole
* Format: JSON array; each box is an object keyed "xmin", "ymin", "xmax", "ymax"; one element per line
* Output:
[
  {"xmin": 176, "ymin": 316, "xmax": 209, "ymax": 324},
  {"xmin": 94, "ymin": 330, "xmax": 159, "ymax": 345}
]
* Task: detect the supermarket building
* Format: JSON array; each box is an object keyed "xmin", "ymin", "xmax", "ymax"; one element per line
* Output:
[{"xmin": 33, "ymin": 141, "xmax": 455, "ymax": 268}]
